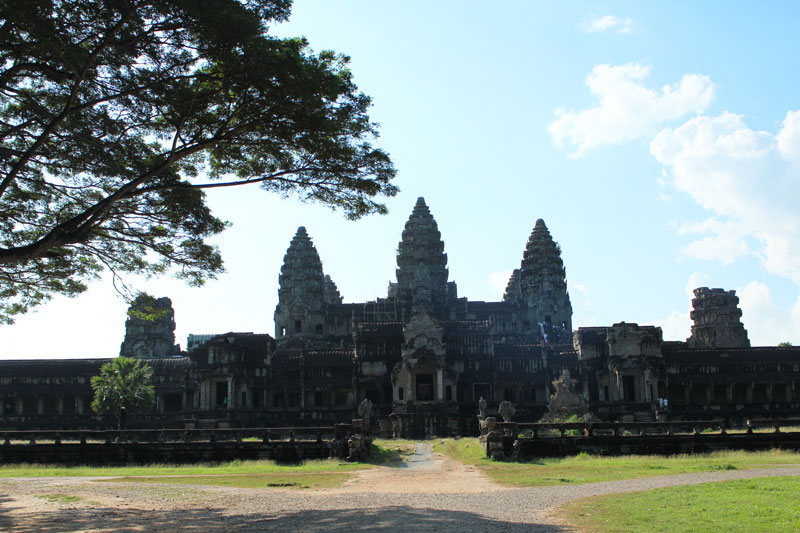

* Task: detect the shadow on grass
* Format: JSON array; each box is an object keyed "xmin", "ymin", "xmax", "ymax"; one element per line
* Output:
[{"xmin": 2, "ymin": 504, "xmax": 567, "ymax": 532}]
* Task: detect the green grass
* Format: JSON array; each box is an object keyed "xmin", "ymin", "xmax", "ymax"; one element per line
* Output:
[
  {"xmin": 103, "ymin": 471, "xmax": 352, "ymax": 490},
  {"xmin": 37, "ymin": 493, "xmax": 83, "ymax": 504},
  {"xmin": 563, "ymin": 476, "xmax": 800, "ymax": 532},
  {"xmin": 371, "ymin": 438, "xmax": 417, "ymax": 465},
  {"xmin": 0, "ymin": 457, "xmax": 370, "ymax": 478},
  {"xmin": 432, "ymin": 438, "xmax": 800, "ymax": 487},
  {"xmin": 0, "ymin": 441, "xmax": 406, "ymax": 489}
]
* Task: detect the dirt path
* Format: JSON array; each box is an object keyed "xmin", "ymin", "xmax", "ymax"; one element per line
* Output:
[
  {"xmin": 2, "ymin": 449, "xmax": 800, "ymax": 532},
  {"xmin": 328, "ymin": 442, "xmax": 504, "ymax": 494}
]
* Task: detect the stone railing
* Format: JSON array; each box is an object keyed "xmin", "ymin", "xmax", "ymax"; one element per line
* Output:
[
  {"xmin": 480, "ymin": 419, "xmax": 800, "ymax": 460},
  {"xmin": 0, "ymin": 420, "xmax": 373, "ymax": 465}
]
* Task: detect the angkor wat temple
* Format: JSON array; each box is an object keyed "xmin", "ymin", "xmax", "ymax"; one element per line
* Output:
[{"xmin": 2, "ymin": 198, "xmax": 799, "ymax": 435}]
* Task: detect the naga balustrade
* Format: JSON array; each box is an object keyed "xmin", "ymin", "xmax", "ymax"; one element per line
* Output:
[
  {"xmin": 0, "ymin": 423, "xmax": 371, "ymax": 464},
  {"xmin": 479, "ymin": 419, "xmax": 800, "ymax": 459}
]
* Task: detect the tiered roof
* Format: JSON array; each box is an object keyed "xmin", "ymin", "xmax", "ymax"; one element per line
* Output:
[{"xmin": 395, "ymin": 197, "xmax": 449, "ymax": 299}]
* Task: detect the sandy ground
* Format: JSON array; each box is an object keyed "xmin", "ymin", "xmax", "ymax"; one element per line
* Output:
[{"xmin": 2, "ymin": 444, "xmax": 799, "ymax": 532}]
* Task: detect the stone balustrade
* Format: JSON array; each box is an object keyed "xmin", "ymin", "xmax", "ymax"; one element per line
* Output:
[{"xmin": 480, "ymin": 419, "xmax": 800, "ymax": 460}]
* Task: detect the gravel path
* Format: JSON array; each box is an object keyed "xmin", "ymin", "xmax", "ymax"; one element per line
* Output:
[{"xmin": 2, "ymin": 447, "xmax": 799, "ymax": 532}]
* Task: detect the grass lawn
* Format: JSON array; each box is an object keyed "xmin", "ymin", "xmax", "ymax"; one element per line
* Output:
[
  {"xmin": 0, "ymin": 457, "xmax": 368, "ymax": 478},
  {"xmin": 432, "ymin": 438, "xmax": 800, "ymax": 487},
  {"xmin": 563, "ymin": 476, "xmax": 800, "ymax": 532},
  {"xmin": 0, "ymin": 442, "xmax": 410, "ymax": 489},
  {"xmin": 104, "ymin": 471, "xmax": 353, "ymax": 490}
]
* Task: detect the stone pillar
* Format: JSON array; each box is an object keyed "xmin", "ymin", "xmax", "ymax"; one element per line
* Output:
[
  {"xmin": 57, "ymin": 396, "xmax": 64, "ymax": 415},
  {"xmin": 746, "ymin": 383, "xmax": 753, "ymax": 403},
  {"xmin": 684, "ymin": 383, "xmax": 691, "ymax": 405},
  {"xmin": 76, "ymin": 396, "xmax": 83, "ymax": 415},
  {"xmin": 16, "ymin": 397, "xmax": 24, "ymax": 415},
  {"xmin": 199, "ymin": 382, "xmax": 208, "ymax": 410},
  {"xmin": 436, "ymin": 368, "xmax": 444, "ymax": 401},
  {"xmin": 37, "ymin": 396, "xmax": 43, "ymax": 415},
  {"xmin": 767, "ymin": 383, "xmax": 774, "ymax": 402},
  {"xmin": 227, "ymin": 378, "xmax": 234, "ymax": 410},
  {"xmin": 706, "ymin": 384, "xmax": 712, "ymax": 404},
  {"xmin": 726, "ymin": 384, "xmax": 733, "ymax": 402}
]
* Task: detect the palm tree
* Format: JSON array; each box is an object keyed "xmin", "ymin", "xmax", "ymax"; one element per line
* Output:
[{"xmin": 91, "ymin": 356, "xmax": 155, "ymax": 428}]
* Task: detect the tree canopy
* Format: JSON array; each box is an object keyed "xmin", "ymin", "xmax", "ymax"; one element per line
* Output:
[
  {"xmin": 0, "ymin": 0, "xmax": 397, "ymax": 323},
  {"xmin": 91, "ymin": 356, "xmax": 156, "ymax": 427}
]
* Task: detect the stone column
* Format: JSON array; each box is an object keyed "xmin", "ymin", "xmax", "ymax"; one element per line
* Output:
[
  {"xmin": 37, "ymin": 396, "xmax": 43, "ymax": 415},
  {"xmin": 227, "ymin": 377, "xmax": 234, "ymax": 410},
  {"xmin": 746, "ymin": 382, "xmax": 753, "ymax": 403},
  {"xmin": 726, "ymin": 384, "xmax": 733, "ymax": 402},
  {"xmin": 57, "ymin": 396, "xmax": 64, "ymax": 415},
  {"xmin": 436, "ymin": 368, "xmax": 444, "ymax": 401},
  {"xmin": 684, "ymin": 383, "xmax": 691, "ymax": 405},
  {"xmin": 199, "ymin": 381, "xmax": 208, "ymax": 410}
]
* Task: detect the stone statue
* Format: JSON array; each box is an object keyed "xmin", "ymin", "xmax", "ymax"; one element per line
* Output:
[
  {"xmin": 478, "ymin": 396, "xmax": 487, "ymax": 419},
  {"xmin": 498, "ymin": 400, "xmax": 516, "ymax": 422},
  {"xmin": 358, "ymin": 398, "xmax": 373, "ymax": 423}
]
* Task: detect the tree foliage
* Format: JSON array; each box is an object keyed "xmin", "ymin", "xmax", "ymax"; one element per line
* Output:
[
  {"xmin": 90, "ymin": 356, "xmax": 156, "ymax": 425},
  {"xmin": 0, "ymin": 0, "xmax": 397, "ymax": 323}
]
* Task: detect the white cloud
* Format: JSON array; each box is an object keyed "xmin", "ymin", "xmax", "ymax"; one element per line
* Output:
[
  {"xmin": 487, "ymin": 270, "xmax": 514, "ymax": 295},
  {"xmin": 581, "ymin": 15, "xmax": 634, "ymax": 34},
  {"xmin": 685, "ymin": 272, "xmax": 712, "ymax": 298},
  {"xmin": 777, "ymin": 110, "xmax": 800, "ymax": 165},
  {"xmin": 678, "ymin": 219, "xmax": 750, "ymax": 264},
  {"xmin": 650, "ymin": 272, "xmax": 712, "ymax": 342},
  {"xmin": 571, "ymin": 282, "xmax": 592, "ymax": 309},
  {"xmin": 737, "ymin": 281, "xmax": 800, "ymax": 345},
  {"xmin": 651, "ymin": 111, "xmax": 800, "ymax": 284},
  {"xmin": 650, "ymin": 309, "xmax": 692, "ymax": 342},
  {"xmin": 548, "ymin": 63, "xmax": 714, "ymax": 157}
]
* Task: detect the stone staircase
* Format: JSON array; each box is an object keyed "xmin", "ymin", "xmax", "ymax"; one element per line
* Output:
[{"xmin": 634, "ymin": 410, "xmax": 657, "ymax": 423}]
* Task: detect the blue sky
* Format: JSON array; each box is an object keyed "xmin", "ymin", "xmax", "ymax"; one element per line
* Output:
[{"xmin": 2, "ymin": 1, "xmax": 799, "ymax": 358}]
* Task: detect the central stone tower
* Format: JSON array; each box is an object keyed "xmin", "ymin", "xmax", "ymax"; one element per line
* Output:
[
  {"xmin": 393, "ymin": 197, "xmax": 452, "ymax": 311},
  {"xmin": 504, "ymin": 219, "xmax": 572, "ymax": 342}
]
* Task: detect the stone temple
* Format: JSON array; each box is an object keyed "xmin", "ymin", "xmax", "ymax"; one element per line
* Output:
[{"xmin": 1, "ymin": 198, "xmax": 799, "ymax": 436}]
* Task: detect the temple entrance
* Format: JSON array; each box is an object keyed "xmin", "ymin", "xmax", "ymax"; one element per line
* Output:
[
  {"xmin": 215, "ymin": 381, "xmax": 228, "ymax": 408},
  {"xmin": 416, "ymin": 374, "xmax": 434, "ymax": 401},
  {"xmin": 622, "ymin": 375, "xmax": 635, "ymax": 401}
]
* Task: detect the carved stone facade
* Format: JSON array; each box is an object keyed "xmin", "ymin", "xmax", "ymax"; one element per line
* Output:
[{"xmin": 2, "ymin": 198, "xmax": 799, "ymax": 433}]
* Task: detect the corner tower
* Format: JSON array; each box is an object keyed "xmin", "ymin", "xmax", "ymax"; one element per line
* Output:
[
  {"xmin": 394, "ymin": 197, "xmax": 450, "ymax": 309},
  {"xmin": 688, "ymin": 287, "xmax": 750, "ymax": 348},
  {"xmin": 274, "ymin": 227, "xmax": 329, "ymax": 343},
  {"xmin": 120, "ymin": 295, "xmax": 179, "ymax": 357},
  {"xmin": 511, "ymin": 219, "xmax": 572, "ymax": 341}
]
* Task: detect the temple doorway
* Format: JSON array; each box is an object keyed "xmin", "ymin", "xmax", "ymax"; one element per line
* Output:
[{"xmin": 416, "ymin": 374, "xmax": 434, "ymax": 401}]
